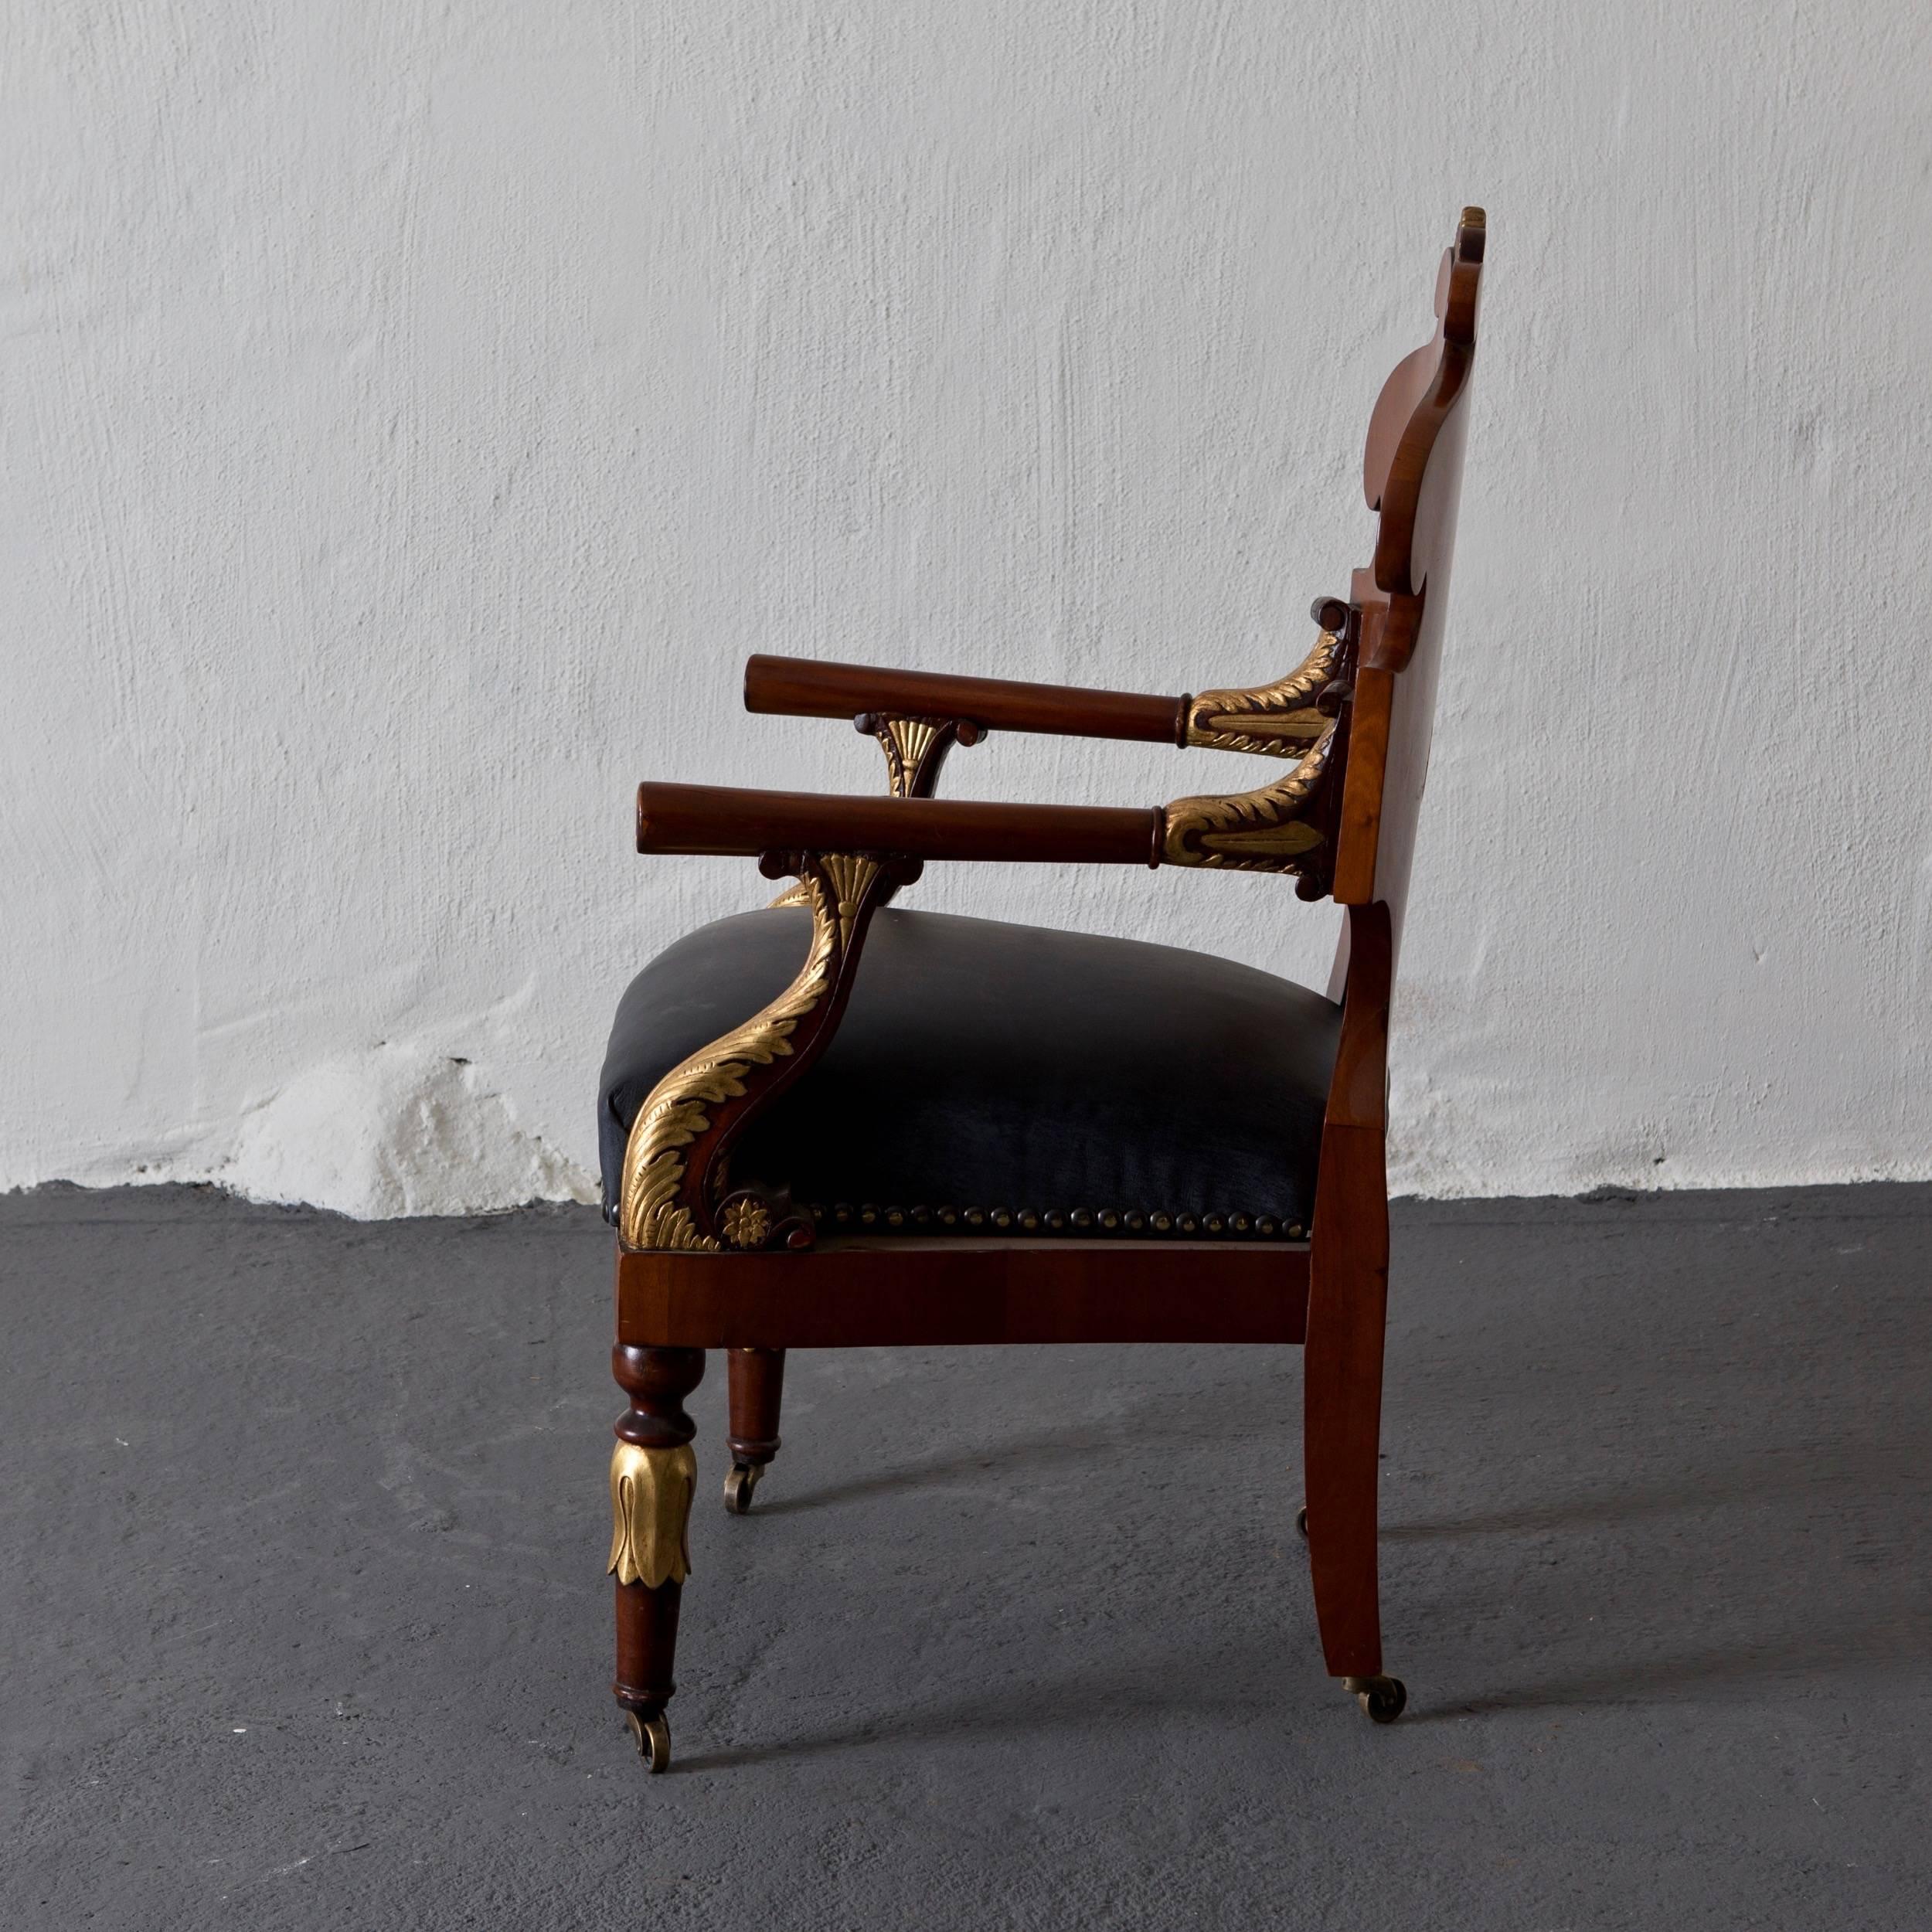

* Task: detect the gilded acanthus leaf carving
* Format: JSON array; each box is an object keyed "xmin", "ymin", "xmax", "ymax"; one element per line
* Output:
[
  {"xmin": 1164, "ymin": 617, "xmax": 1352, "ymax": 878},
  {"xmin": 1163, "ymin": 723, "xmax": 1338, "ymax": 873},
  {"xmin": 620, "ymin": 854, "xmax": 880, "ymax": 1250},
  {"xmin": 1184, "ymin": 631, "xmax": 1342, "ymax": 757}
]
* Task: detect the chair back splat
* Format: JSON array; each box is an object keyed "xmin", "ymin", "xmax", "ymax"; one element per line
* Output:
[
  {"xmin": 594, "ymin": 208, "xmax": 1490, "ymax": 1770},
  {"xmin": 1334, "ymin": 208, "xmax": 1485, "ymax": 960}
]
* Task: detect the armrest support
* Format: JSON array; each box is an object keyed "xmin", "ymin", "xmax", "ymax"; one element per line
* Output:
[
  {"xmin": 857, "ymin": 713, "xmax": 978, "ymax": 803},
  {"xmin": 617, "ymin": 789, "xmax": 1156, "ymax": 1253},
  {"xmin": 636, "ymin": 781, "xmax": 1164, "ymax": 866},
  {"xmin": 745, "ymin": 654, "xmax": 1189, "ymax": 746}
]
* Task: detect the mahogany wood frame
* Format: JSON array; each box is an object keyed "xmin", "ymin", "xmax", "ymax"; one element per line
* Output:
[
  {"xmin": 745, "ymin": 654, "xmax": 1191, "ymax": 745},
  {"xmin": 606, "ymin": 209, "xmax": 1486, "ymax": 1768}
]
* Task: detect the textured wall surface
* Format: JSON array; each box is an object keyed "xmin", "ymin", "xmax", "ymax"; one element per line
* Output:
[{"xmin": 5, "ymin": 2, "xmax": 1929, "ymax": 1216}]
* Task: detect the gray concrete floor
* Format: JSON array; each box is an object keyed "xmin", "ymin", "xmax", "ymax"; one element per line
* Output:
[{"xmin": 2, "ymin": 1183, "xmax": 1929, "ymax": 1930}]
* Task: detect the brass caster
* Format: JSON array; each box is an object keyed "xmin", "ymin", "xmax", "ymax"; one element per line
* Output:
[
  {"xmin": 624, "ymin": 1707, "xmax": 672, "ymax": 1772},
  {"xmin": 1294, "ymin": 1506, "xmax": 1308, "ymax": 1539},
  {"xmin": 1344, "ymin": 1675, "xmax": 1407, "ymax": 1724},
  {"xmin": 723, "ymin": 1463, "xmax": 763, "ymax": 1515}
]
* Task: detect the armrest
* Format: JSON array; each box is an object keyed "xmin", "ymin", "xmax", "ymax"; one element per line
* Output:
[
  {"xmin": 636, "ymin": 781, "xmax": 1163, "ymax": 866},
  {"xmin": 744, "ymin": 654, "xmax": 1188, "ymax": 746}
]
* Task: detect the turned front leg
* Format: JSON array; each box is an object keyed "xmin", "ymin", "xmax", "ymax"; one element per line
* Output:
[{"xmin": 609, "ymin": 1342, "xmax": 705, "ymax": 1771}]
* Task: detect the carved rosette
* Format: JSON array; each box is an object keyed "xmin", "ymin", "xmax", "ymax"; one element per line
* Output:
[
  {"xmin": 607, "ymin": 1440, "xmax": 698, "ymax": 1588},
  {"xmin": 619, "ymin": 851, "xmax": 891, "ymax": 1252},
  {"xmin": 716, "ymin": 1194, "xmax": 773, "ymax": 1248}
]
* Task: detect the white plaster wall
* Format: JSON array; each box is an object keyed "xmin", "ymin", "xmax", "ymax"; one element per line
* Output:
[{"xmin": 5, "ymin": 2, "xmax": 1930, "ymax": 1216}]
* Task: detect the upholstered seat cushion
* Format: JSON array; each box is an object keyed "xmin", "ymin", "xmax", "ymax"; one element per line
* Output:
[{"xmin": 599, "ymin": 906, "xmax": 1341, "ymax": 1242}]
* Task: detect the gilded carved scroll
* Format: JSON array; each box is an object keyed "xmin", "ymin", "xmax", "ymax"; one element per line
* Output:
[
  {"xmin": 620, "ymin": 851, "xmax": 893, "ymax": 1251},
  {"xmin": 1165, "ymin": 627, "xmax": 1349, "ymax": 879},
  {"xmin": 1182, "ymin": 629, "xmax": 1341, "ymax": 757},
  {"xmin": 1162, "ymin": 726, "xmax": 1337, "ymax": 872}
]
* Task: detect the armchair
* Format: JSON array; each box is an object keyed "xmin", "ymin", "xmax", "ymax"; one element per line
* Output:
[{"xmin": 597, "ymin": 209, "xmax": 1488, "ymax": 1770}]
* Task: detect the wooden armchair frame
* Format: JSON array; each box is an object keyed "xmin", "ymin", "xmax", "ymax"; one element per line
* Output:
[{"xmin": 606, "ymin": 209, "xmax": 1486, "ymax": 1770}]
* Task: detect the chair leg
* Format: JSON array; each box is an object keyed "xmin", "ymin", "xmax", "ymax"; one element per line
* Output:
[
  {"xmin": 609, "ymin": 1342, "xmax": 705, "ymax": 1772},
  {"xmin": 723, "ymin": 1345, "xmax": 786, "ymax": 1514},
  {"xmin": 1303, "ymin": 1125, "xmax": 1406, "ymax": 1722}
]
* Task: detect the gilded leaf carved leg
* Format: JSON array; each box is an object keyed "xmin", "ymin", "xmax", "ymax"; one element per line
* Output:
[
  {"xmin": 723, "ymin": 1345, "xmax": 787, "ymax": 1514},
  {"xmin": 610, "ymin": 1342, "xmax": 706, "ymax": 1772}
]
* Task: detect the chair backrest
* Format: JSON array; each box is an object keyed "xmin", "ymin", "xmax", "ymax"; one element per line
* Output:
[{"xmin": 1331, "ymin": 208, "xmax": 1485, "ymax": 962}]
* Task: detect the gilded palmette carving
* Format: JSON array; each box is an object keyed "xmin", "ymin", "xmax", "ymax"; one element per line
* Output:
[
  {"xmin": 1163, "ymin": 723, "xmax": 1338, "ymax": 873},
  {"xmin": 863, "ymin": 709, "xmax": 981, "ymax": 798},
  {"xmin": 1183, "ymin": 631, "xmax": 1342, "ymax": 757},
  {"xmin": 767, "ymin": 715, "xmax": 957, "ymax": 910},
  {"xmin": 620, "ymin": 853, "xmax": 883, "ymax": 1250},
  {"xmin": 874, "ymin": 716, "xmax": 942, "ymax": 795},
  {"xmin": 607, "ymin": 1441, "xmax": 698, "ymax": 1588}
]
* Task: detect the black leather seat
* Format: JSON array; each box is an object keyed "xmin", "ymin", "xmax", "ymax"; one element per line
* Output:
[{"xmin": 599, "ymin": 906, "xmax": 1342, "ymax": 1242}]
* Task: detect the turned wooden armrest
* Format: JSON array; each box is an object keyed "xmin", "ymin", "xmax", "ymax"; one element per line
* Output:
[
  {"xmin": 635, "ymin": 781, "xmax": 1164, "ymax": 866},
  {"xmin": 743, "ymin": 654, "xmax": 1189, "ymax": 746}
]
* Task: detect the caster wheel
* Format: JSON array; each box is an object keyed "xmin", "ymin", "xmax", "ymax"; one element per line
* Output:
[
  {"xmin": 624, "ymin": 1707, "xmax": 671, "ymax": 1772},
  {"xmin": 1345, "ymin": 1675, "xmax": 1407, "ymax": 1724},
  {"xmin": 723, "ymin": 1463, "xmax": 763, "ymax": 1514},
  {"xmin": 1294, "ymin": 1506, "xmax": 1308, "ymax": 1539}
]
